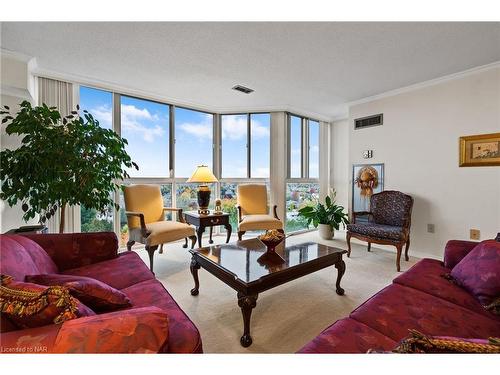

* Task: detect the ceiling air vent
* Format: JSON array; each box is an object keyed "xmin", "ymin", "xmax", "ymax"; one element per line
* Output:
[
  {"xmin": 354, "ymin": 114, "xmax": 383, "ymax": 130},
  {"xmin": 232, "ymin": 85, "xmax": 254, "ymax": 94}
]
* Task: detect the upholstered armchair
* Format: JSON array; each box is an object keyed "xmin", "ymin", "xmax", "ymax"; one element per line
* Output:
[
  {"xmin": 346, "ymin": 190, "xmax": 413, "ymax": 272},
  {"xmin": 236, "ymin": 184, "xmax": 283, "ymax": 240},
  {"xmin": 124, "ymin": 184, "xmax": 197, "ymax": 272}
]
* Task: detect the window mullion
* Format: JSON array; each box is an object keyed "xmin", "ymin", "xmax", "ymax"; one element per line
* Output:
[
  {"xmin": 169, "ymin": 105, "xmax": 175, "ymax": 178},
  {"xmin": 247, "ymin": 113, "xmax": 251, "ymax": 179}
]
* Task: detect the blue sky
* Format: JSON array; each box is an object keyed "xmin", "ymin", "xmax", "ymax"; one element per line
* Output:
[{"xmin": 79, "ymin": 86, "xmax": 271, "ymax": 179}]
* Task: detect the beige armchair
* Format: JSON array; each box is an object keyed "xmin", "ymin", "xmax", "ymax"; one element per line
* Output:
[
  {"xmin": 123, "ymin": 184, "xmax": 197, "ymax": 272},
  {"xmin": 236, "ymin": 184, "xmax": 283, "ymax": 241}
]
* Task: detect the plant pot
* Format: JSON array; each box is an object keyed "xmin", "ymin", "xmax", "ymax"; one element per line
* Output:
[{"xmin": 318, "ymin": 223, "xmax": 334, "ymax": 240}]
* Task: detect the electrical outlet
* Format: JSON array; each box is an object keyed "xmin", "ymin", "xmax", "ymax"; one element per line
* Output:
[
  {"xmin": 427, "ymin": 224, "xmax": 435, "ymax": 233},
  {"xmin": 470, "ymin": 229, "xmax": 480, "ymax": 240}
]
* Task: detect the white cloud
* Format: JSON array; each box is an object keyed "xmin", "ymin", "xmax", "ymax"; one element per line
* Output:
[
  {"xmin": 120, "ymin": 104, "xmax": 165, "ymax": 143},
  {"xmin": 221, "ymin": 116, "xmax": 247, "ymax": 140},
  {"xmin": 178, "ymin": 114, "xmax": 213, "ymax": 140},
  {"xmin": 252, "ymin": 167, "xmax": 270, "ymax": 178},
  {"xmin": 221, "ymin": 116, "xmax": 270, "ymax": 140},
  {"xmin": 89, "ymin": 105, "xmax": 112, "ymax": 128},
  {"xmin": 121, "ymin": 104, "xmax": 158, "ymax": 121}
]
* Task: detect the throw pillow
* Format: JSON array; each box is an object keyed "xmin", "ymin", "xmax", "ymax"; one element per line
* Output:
[
  {"xmin": 0, "ymin": 275, "xmax": 94, "ymax": 329},
  {"xmin": 450, "ymin": 239, "xmax": 500, "ymax": 307},
  {"xmin": 25, "ymin": 274, "xmax": 131, "ymax": 312},
  {"xmin": 393, "ymin": 330, "xmax": 500, "ymax": 353}
]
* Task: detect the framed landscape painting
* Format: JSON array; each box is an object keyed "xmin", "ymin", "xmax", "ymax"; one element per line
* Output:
[
  {"xmin": 459, "ymin": 133, "xmax": 500, "ymax": 167},
  {"xmin": 352, "ymin": 163, "xmax": 384, "ymax": 218}
]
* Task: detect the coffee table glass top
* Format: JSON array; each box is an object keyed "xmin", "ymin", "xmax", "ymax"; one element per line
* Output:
[{"xmin": 193, "ymin": 238, "xmax": 346, "ymax": 284}]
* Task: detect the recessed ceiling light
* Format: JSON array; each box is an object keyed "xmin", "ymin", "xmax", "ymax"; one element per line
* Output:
[{"xmin": 232, "ymin": 85, "xmax": 254, "ymax": 94}]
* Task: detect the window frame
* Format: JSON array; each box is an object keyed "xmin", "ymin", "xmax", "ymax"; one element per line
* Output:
[{"xmin": 220, "ymin": 112, "xmax": 271, "ymax": 179}]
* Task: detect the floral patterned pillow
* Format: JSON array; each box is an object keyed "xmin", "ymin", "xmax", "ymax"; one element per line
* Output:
[
  {"xmin": 0, "ymin": 275, "xmax": 94, "ymax": 329},
  {"xmin": 26, "ymin": 274, "xmax": 131, "ymax": 312}
]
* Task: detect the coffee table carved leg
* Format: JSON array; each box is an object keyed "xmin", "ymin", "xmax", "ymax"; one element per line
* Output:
[
  {"xmin": 196, "ymin": 226, "xmax": 205, "ymax": 248},
  {"xmin": 190, "ymin": 256, "xmax": 201, "ymax": 296},
  {"xmin": 237, "ymin": 292, "xmax": 258, "ymax": 347},
  {"xmin": 224, "ymin": 223, "xmax": 232, "ymax": 243},
  {"xmin": 335, "ymin": 260, "xmax": 346, "ymax": 296}
]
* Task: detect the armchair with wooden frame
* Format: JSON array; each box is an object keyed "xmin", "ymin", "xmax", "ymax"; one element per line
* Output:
[
  {"xmin": 346, "ymin": 190, "xmax": 413, "ymax": 272},
  {"xmin": 236, "ymin": 184, "xmax": 283, "ymax": 241},
  {"xmin": 123, "ymin": 184, "xmax": 197, "ymax": 272}
]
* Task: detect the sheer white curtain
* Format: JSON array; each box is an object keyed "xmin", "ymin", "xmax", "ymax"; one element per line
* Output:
[{"xmin": 37, "ymin": 77, "xmax": 80, "ymax": 233}]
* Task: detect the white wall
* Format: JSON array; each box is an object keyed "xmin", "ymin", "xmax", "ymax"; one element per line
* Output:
[
  {"xmin": 331, "ymin": 119, "xmax": 350, "ymax": 211},
  {"xmin": 346, "ymin": 66, "xmax": 500, "ymax": 259},
  {"xmin": 0, "ymin": 52, "xmax": 38, "ymax": 231}
]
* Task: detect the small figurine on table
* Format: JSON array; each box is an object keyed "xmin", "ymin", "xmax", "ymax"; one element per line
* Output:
[{"xmin": 214, "ymin": 199, "xmax": 223, "ymax": 215}]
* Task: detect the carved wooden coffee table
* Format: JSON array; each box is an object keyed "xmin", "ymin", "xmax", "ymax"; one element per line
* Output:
[{"xmin": 189, "ymin": 238, "xmax": 347, "ymax": 347}]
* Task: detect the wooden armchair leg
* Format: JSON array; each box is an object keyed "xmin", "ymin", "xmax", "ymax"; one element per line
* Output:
[
  {"xmin": 189, "ymin": 235, "xmax": 197, "ymax": 249},
  {"xmin": 183, "ymin": 238, "xmax": 188, "ymax": 249},
  {"xmin": 346, "ymin": 232, "xmax": 352, "ymax": 257},
  {"xmin": 145, "ymin": 245, "xmax": 158, "ymax": 274},
  {"xmin": 159, "ymin": 244, "xmax": 164, "ymax": 254},
  {"xmin": 395, "ymin": 244, "xmax": 403, "ymax": 272},
  {"xmin": 367, "ymin": 243, "xmax": 371, "ymax": 252},
  {"xmin": 127, "ymin": 240, "xmax": 135, "ymax": 251},
  {"xmin": 405, "ymin": 238, "xmax": 410, "ymax": 261},
  {"xmin": 238, "ymin": 231, "xmax": 246, "ymax": 241}
]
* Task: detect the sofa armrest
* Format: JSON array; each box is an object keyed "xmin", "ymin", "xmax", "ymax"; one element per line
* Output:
[
  {"xmin": 0, "ymin": 324, "xmax": 61, "ymax": 353},
  {"xmin": 0, "ymin": 307, "xmax": 169, "ymax": 354},
  {"xmin": 53, "ymin": 307, "xmax": 169, "ymax": 353},
  {"xmin": 443, "ymin": 240, "xmax": 479, "ymax": 269},
  {"xmin": 21, "ymin": 232, "xmax": 119, "ymax": 272}
]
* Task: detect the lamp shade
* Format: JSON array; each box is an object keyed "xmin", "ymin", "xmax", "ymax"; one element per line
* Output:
[{"xmin": 187, "ymin": 165, "xmax": 218, "ymax": 183}]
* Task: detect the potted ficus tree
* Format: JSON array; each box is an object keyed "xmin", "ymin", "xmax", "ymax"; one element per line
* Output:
[
  {"xmin": 0, "ymin": 101, "xmax": 138, "ymax": 233},
  {"xmin": 297, "ymin": 189, "xmax": 349, "ymax": 240}
]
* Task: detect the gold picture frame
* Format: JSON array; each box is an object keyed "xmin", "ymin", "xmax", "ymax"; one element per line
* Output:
[{"xmin": 459, "ymin": 132, "xmax": 500, "ymax": 167}]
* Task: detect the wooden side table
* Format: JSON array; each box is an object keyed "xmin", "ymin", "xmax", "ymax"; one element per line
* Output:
[
  {"xmin": 183, "ymin": 211, "xmax": 232, "ymax": 248},
  {"xmin": 5, "ymin": 225, "xmax": 48, "ymax": 234}
]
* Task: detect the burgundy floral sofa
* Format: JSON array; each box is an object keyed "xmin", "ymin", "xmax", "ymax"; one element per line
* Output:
[
  {"xmin": 0, "ymin": 232, "xmax": 202, "ymax": 353},
  {"xmin": 299, "ymin": 239, "xmax": 500, "ymax": 353}
]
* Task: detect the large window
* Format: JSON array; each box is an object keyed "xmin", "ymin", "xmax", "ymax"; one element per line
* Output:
[
  {"xmin": 79, "ymin": 86, "xmax": 114, "ymax": 233},
  {"xmin": 289, "ymin": 115, "xmax": 302, "ymax": 178},
  {"xmin": 221, "ymin": 113, "xmax": 270, "ymax": 178},
  {"xmin": 285, "ymin": 183, "xmax": 320, "ymax": 232},
  {"xmin": 121, "ymin": 96, "xmax": 170, "ymax": 178},
  {"xmin": 250, "ymin": 113, "xmax": 271, "ymax": 178},
  {"xmin": 221, "ymin": 114, "xmax": 248, "ymax": 178},
  {"xmin": 309, "ymin": 120, "xmax": 320, "ymax": 178},
  {"xmin": 174, "ymin": 107, "xmax": 213, "ymax": 177},
  {"xmin": 286, "ymin": 114, "xmax": 321, "ymax": 232}
]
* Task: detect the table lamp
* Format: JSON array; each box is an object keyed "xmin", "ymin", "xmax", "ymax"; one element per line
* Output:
[{"xmin": 187, "ymin": 165, "xmax": 218, "ymax": 215}]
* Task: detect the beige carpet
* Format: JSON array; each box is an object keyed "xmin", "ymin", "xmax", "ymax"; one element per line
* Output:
[{"xmin": 132, "ymin": 232, "xmax": 419, "ymax": 353}]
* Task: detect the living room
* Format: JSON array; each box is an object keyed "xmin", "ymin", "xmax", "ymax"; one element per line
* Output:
[{"xmin": 1, "ymin": 1, "xmax": 499, "ymax": 373}]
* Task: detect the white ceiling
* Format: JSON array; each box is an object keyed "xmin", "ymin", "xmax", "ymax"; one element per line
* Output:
[{"xmin": 1, "ymin": 22, "xmax": 500, "ymax": 120}]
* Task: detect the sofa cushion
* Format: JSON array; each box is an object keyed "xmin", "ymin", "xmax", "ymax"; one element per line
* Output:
[
  {"xmin": 298, "ymin": 317, "xmax": 397, "ymax": 353},
  {"xmin": 350, "ymin": 284, "xmax": 500, "ymax": 342},
  {"xmin": 26, "ymin": 274, "xmax": 131, "ymax": 312},
  {"xmin": 62, "ymin": 251, "xmax": 154, "ymax": 290},
  {"xmin": 0, "ymin": 236, "xmax": 58, "ymax": 281},
  {"xmin": 394, "ymin": 259, "xmax": 499, "ymax": 321},
  {"xmin": 347, "ymin": 223, "xmax": 404, "ymax": 241},
  {"xmin": 239, "ymin": 214, "xmax": 283, "ymax": 231},
  {"xmin": 129, "ymin": 221, "xmax": 195, "ymax": 247},
  {"xmin": 0, "ymin": 276, "xmax": 94, "ymax": 329},
  {"xmin": 121, "ymin": 278, "xmax": 202, "ymax": 354},
  {"xmin": 53, "ymin": 307, "xmax": 169, "ymax": 353},
  {"xmin": 450, "ymin": 239, "xmax": 500, "ymax": 307}
]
